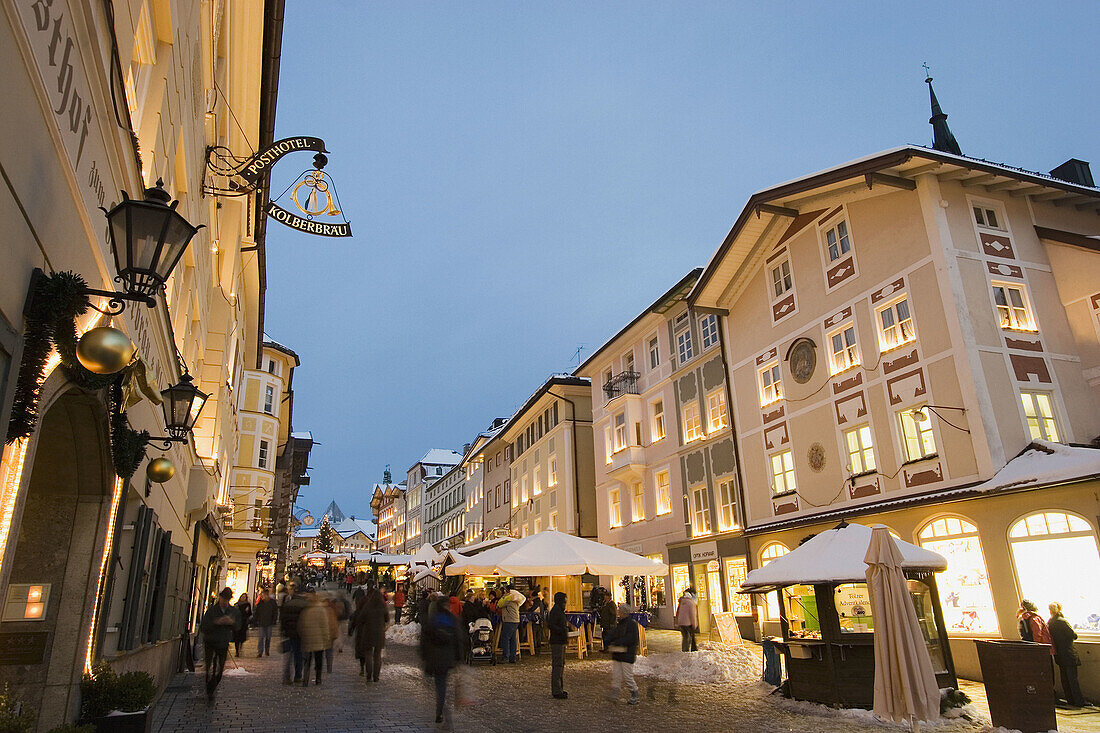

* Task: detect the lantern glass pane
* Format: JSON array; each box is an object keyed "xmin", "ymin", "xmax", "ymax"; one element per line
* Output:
[
  {"xmin": 129, "ymin": 202, "xmax": 172, "ymax": 273},
  {"xmin": 155, "ymin": 213, "xmax": 198, "ymax": 282},
  {"xmin": 108, "ymin": 209, "xmax": 130, "ymax": 275}
]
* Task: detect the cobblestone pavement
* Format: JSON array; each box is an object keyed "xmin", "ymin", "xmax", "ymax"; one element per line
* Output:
[{"xmin": 152, "ymin": 628, "xmax": 1096, "ymax": 732}]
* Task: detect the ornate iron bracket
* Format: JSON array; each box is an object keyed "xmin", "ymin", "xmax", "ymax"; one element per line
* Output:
[{"xmin": 82, "ymin": 287, "xmax": 156, "ymax": 316}]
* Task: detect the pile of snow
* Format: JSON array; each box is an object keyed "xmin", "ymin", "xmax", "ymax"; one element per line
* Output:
[
  {"xmin": 975, "ymin": 439, "xmax": 1100, "ymax": 492},
  {"xmin": 634, "ymin": 643, "xmax": 759, "ymax": 684},
  {"xmin": 385, "ymin": 663, "xmax": 425, "ymax": 680},
  {"xmin": 386, "ymin": 621, "xmax": 421, "ymax": 645},
  {"xmin": 223, "ymin": 667, "xmax": 251, "ymax": 676}
]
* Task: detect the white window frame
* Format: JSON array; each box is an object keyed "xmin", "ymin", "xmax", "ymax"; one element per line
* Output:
[
  {"xmin": 700, "ymin": 314, "xmax": 719, "ymax": 350},
  {"xmin": 769, "ymin": 450, "xmax": 796, "ymax": 495},
  {"xmin": 1020, "ymin": 391, "xmax": 1060, "ymax": 442},
  {"xmin": 899, "ymin": 406, "xmax": 937, "ymax": 462},
  {"xmin": 258, "ymin": 439, "xmax": 269, "ymax": 469},
  {"xmin": 648, "ymin": 335, "xmax": 660, "ymax": 369},
  {"xmin": 876, "ymin": 295, "xmax": 916, "ymax": 353},
  {"xmin": 604, "ymin": 426, "xmax": 613, "ymax": 464},
  {"xmin": 548, "ymin": 455, "xmax": 558, "ymax": 487},
  {"xmin": 707, "ymin": 389, "xmax": 728, "ymax": 432},
  {"xmin": 770, "ymin": 257, "xmax": 793, "ymax": 299},
  {"xmin": 676, "ymin": 327, "xmax": 695, "ymax": 364},
  {"xmin": 823, "ymin": 218, "xmax": 852, "ymax": 263},
  {"xmin": 690, "ymin": 485, "xmax": 711, "ymax": 537},
  {"xmin": 828, "ymin": 323, "xmax": 860, "ymax": 374},
  {"xmin": 655, "ymin": 469, "xmax": 671, "ymax": 515},
  {"xmin": 609, "ymin": 488, "xmax": 622, "ymax": 529},
  {"xmin": 992, "ymin": 282, "xmax": 1036, "ymax": 332},
  {"xmin": 717, "ymin": 478, "xmax": 737, "ymax": 532},
  {"xmin": 263, "ymin": 384, "xmax": 275, "ymax": 414},
  {"xmin": 613, "ymin": 412, "xmax": 627, "ymax": 452},
  {"xmin": 651, "ymin": 399, "xmax": 666, "ymax": 442},
  {"xmin": 759, "ymin": 362, "xmax": 783, "ymax": 406},
  {"xmin": 844, "ymin": 424, "xmax": 877, "ymax": 475},
  {"xmin": 533, "ymin": 465, "xmax": 542, "ymax": 496},
  {"xmin": 682, "ymin": 402, "xmax": 703, "ymax": 443},
  {"xmin": 623, "ymin": 349, "xmax": 636, "ymax": 374},
  {"xmin": 549, "ymin": 511, "xmax": 558, "ymax": 530},
  {"xmin": 971, "ymin": 201, "xmax": 1005, "ymax": 231},
  {"xmin": 631, "ymin": 481, "xmax": 645, "ymax": 523}
]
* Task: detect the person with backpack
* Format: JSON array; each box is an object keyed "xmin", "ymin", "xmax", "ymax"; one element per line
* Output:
[{"xmin": 1018, "ymin": 599, "xmax": 1052, "ymax": 647}]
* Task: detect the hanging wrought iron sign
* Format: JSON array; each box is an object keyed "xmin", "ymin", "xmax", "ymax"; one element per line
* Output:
[{"xmin": 204, "ymin": 137, "xmax": 352, "ymax": 237}]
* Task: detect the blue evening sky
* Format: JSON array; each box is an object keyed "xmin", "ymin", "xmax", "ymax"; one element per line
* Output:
[{"xmin": 261, "ymin": 2, "xmax": 1100, "ymax": 524}]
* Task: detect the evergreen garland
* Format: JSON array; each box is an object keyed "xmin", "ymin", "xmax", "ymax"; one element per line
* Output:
[{"xmin": 107, "ymin": 382, "xmax": 149, "ymax": 480}]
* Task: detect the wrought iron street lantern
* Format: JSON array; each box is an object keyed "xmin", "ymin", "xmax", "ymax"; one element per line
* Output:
[
  {"xmin": 158, "ymin": 373, "xmax": 209, "ymax": 442},
  {"xmin": 87, "ymin": 180, "xmax": 203, "ymax": 313}
]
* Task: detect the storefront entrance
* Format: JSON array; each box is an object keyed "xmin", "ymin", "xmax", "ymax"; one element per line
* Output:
[{"xmin": 693, "ymin": 560, "xmax": 724, "ymax": 634}]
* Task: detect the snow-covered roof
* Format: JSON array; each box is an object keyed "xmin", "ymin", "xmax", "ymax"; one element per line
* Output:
[
  {"xmin": 973, "ymin": 440, "xmax": 1100, "ymax": 493},
  {"xmin": 333, "ymin": 517, "xmax": 375, "ymax": 538},
  {"xmin": 741, "ymin": 523, "xmax": 946, "ymax": 591},
  {"xmin": 296, "ymin": 528, "xmax": 320, "ymax": 538},
  {"xmin": 419, "ymin": 448, "xmax": 463, "ymax": 466}
]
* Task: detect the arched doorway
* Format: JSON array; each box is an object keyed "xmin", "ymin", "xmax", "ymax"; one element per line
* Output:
[{"xmin": 0, "ymin": 389, "xmax": 114, "ymax": 729}]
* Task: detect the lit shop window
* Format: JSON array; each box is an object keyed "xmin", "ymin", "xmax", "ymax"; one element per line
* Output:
[
  {"xmin": 1020, "ymin": 392, "xmax": 1060, "ymax": 442},
  {"xmin": 760, "ymin": 362, "xmax": 783, "ymax": 406},
  {"xmin": 760, "ymin": 543, "xmax": 789, "ymax": 620},
  {"xmin": 829, "ymin": 325, "xmax": 860, "ymax": 374},
  {"xmin": 655, "ymin": 470, "xmax": 671, "ymax": 515},
  {"xmin": 671, "ymin": 564, "xmax": 691, "ymax": 602},
  {"xmin": 993, "ymin": 283, "xmax": 1036, "ymax": 331},
  {"xmin": 918, "ymin": 517, "xmax": 998, "ymax": 634},
  {"xmin": 1010, "ymin": 512, "xmax": 1100, "ymax": 636},
  {"xmin": 644, "ymin": 555, "xmax": 667, "ymax": 607},
  {"xmin": 877, "ymin": 297, "xmax": 915, "ymax": 352},
  {"xmin": 724, "ymin": 557, "xmax": 752, "ymax": 615}
]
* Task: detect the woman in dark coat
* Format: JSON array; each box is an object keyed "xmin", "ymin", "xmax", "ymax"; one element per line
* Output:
[
  {"xmin": 350, "ymin": 587, "xmax": 389, "ymax": 682},
  {"xmin": 1048, "ymin": 602, "xmax": 1086, "ymax": 707},
  {"xmin": 233, "ymin": 592, "xmax": 253, "ymax": 656}
]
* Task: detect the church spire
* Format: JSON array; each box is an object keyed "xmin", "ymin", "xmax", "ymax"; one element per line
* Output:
[{"xmin": 924, "ymin": 66, "xmax": 961, "ymax": 155}]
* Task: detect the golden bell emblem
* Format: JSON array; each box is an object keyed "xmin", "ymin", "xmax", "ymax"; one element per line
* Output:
[
  {"xmin": 76, "ymin": 327, "xmax": 135, "ymax": 375},
  {"xmin": 146, "ymin": 457, "xmax": 175, "ymax": 483}
]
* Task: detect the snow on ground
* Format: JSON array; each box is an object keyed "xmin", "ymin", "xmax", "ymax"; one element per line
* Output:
[
  {"xmin": 769, "ymin": 692, "xmax": 991, "ymax": 729},
  {"xmin": 223, "ymin": 667, "xmax": 252, "ymax": 676},
  {"xmin": 386, "ymin": 621, "xmax": 421, "ymax": 645},
  {"xmin": 634, "ymin": 642, "xmax": 759, "ymax": 684}
]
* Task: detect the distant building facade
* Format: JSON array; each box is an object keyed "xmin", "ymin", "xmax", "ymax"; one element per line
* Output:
[{"xmin": 404, "ymin": 450, "xmax": 462, "ymax": 551}]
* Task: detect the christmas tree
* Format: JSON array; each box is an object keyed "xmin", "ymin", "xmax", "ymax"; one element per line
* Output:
[{"xmin": 316, "ymin": 515, "xmax": 336, "ymax": 553}]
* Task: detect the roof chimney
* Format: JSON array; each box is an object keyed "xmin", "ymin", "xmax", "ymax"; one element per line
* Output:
[{"xmin": 1049, "ymin": 159, "xmax": 1095, "ymax": 188}]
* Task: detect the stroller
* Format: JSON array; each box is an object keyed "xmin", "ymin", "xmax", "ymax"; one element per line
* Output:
[{"xmin": 467, "ymin": 618, "xmax": 496, "ymax": 665}]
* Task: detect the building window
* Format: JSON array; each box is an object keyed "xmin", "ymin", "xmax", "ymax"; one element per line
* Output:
[
  {"xmin": 258, "ymin": 440, "xmax": 269, "ymax": 469},
  {"xmin": 646, "ymin": 555, "xmax": 667, "ymax": 607},
  {"xmin": 534, "ymin": 516, "xmax": 542, "ymax": 534},
  {"xmin": 918, "ymin": 517, "xmax": 998, "ymax": 634},
  {"xmin": 648, "ymin": 336, "xmax": 660, "ymax": 369},
  {"xmin": 1009, "ymin": 512, "xmax": 1100, "ymax": 636},
  {"xmin": 604, "ymin": 427, "xmax": 613, "ymax": 464},
  {"xmin": 760, "ymin": 543, "xmax": 789, "ymax": 620},
  {"xmin": 267, "ymin": 359, "xmax": 276, "ymax": 374},
  {"xmin": 677, "ymin": 327, "xmax": 695, "ymax": 364},
  {"xmin": 623, "ymin": 350, "xmax": 635, "ymax": 375},
  {"xmin": 877, "ymin": 297, "xmax": 915, "ymax": 352},
  {"xmin": 829, "ymin": 324, "xmax": 860, "ymax": 374},
  {"xmin": 533, "ymin": 465, "xmax": 542, "ymax": 496},
  {"xmin": 690, "ymin": 485, "xmax": 711, "ymax": 537},
  {"xmin": 548, "ymin": 456, "xmax": 558, "ymax": 486},
  {"xmin": 724, "ymin": 557, "xmax": 752, "ymax": 615},
  {"xmin": 769, "ymin": 450, "xmax": 795, "ymax": 495},
  {"xmin": 700, "ymin": 314, "xmax": 719, "ymax": 349},
  {"xmin": 992, "ymin": 283, "xmax": 1035, "ymax": 331},
  {"xmin": 972, "ymin": 205, "xmax": 1002, "ymax": 230},
  {"xmin": 899, "ymin": 407, "xmax": 937, "ymax": 461},
  {"xmin": 682, "ymin": 402, "xmax": 703, "ymax": 443},
  {"xmin": 609, "ymin": 488, "xmax": 622, "ymax": 528},
  {"xmin": 263, "ymin": 385, "xmax": 274, "ymax": 414},
  {"xmin": 521, "ymin": 473, "xmax": 529, "ymax": 503},
  {"xmin": 549, "ymin": 511, "xmax": 558, "ymax": 530},
  {"xmin": 1020, "ymin": 392, "xmax": 1060, "ymax": 442},
  {"xmin": 717, "ymin": 478, "xmax": 737, "ymax": 532},
  {"xmin": 651, "ymin": 400, "xmax": 665, "ymax": 442},
  {"xmin": 655, "ymin": 470, "xmax": 671, "ymax": 515},
  {"xmin": 613, "ymin": 412, "xmax": 627, "ymax": 452},
  {"xmin": 771, "ymin": 259, "xmax": 792, "ymax": 298},
  {"xmin": 631, "ymin": 481, "xmax": 644, "ymax": 523},
  {"xmin": 760, "ymin": 362, "xmax": 783, "ymax": 405},
  {"xmin": 504, "ymin": 479, "xmax": 510, "ymax": 504},
  {"xmin": 824, "ymin": 219, "xmax": 852, "ymax": 262},
  {"xmin": 845, "ymin": 425, "xmax": 877, "ymax": 474},
  {"xmin": 707, "ymin": 389, "xmax": 728, "ymax": 432}
]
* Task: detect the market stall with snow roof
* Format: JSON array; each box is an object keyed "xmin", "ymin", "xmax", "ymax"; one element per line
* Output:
[{"xmin": 739, "ymin": 521, "xmax": 956, "ymax": 708}]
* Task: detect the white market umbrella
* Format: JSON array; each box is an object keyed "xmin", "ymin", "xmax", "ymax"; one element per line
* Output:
[
  {"xmin": 865, "ymin": 525, "xmax": 940, "ymax": 728},
  {"xmin": 445, "ymin": 530, "xmax": 667, "ymax": 576},
  {"xmin": 411, "ymin": 543, "xmax": 443, "ymax": 566}
]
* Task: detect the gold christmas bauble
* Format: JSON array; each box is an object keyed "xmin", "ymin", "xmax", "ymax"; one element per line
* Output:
[
  {"xmin": 147, "ymin": 457, "xmax": 175, "ymax": 483},
  {"xmin": 76, "ymin": 327, "xmax": 135, "ymax": 374}
]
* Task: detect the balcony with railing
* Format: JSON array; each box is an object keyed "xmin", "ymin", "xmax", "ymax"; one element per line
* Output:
[{"xmin": 603, "ymin": 371, "xmax": 640, "ymax": 401}]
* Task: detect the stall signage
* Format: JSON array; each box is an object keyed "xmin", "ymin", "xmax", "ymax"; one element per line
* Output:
[
  {"xmin": 834, "ymin": 584, "xmax": 871, "ymax": 618},
  {"xmin": 690, "ymin": 541, "xmax": 718, "ymax": 563}
]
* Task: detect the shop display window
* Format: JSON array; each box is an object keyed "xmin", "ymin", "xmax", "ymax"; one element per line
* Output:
[
  {"xmin": 760, "ymin": 542, "xmax": 789, "ymax": 619},
  {"xmin": 834, "ymin": 583, "xmax": 874, "ymax": 633},
  {"xmin": 918, "ymin": 517, "xmax": 999, "ymax": 634},
  {"xmin": 646, "ymin": 555, "xmax": 667, "ymax": 607},
  {"xmin": 671, "ymin": 565, "xmax": 690, "ymax": 603},
  {"xmin": 783, "ymin": 584, "xmax": 821, "ymax": 639},
  {"xmin": 724, "ymin": 557, "xmax": 752, "ymax": 615},
  {"xmin": 908, "ymin": 579, "xmax": 949, "ymax": 674}
]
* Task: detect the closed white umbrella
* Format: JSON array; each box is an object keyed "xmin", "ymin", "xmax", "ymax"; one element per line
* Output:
[
  {"xmin": 445, "ymin": 530, "xmax": 667, "ymax": 576},
  {"xmin": 865, "ymin": 525, "xmax": 940, "ymax": 729}
]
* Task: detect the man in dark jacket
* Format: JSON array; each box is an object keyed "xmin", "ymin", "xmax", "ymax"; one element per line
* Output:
[
  {"xmin": 548, "ymin": 591, "xmax": 569, "ymax": 699},
  {"xmin": 604, "ymin": 603, "xmax": 640, "ymax": 705},
  {"xmin": 253, "ymin": 589, "xmax": 278, "ymax": 657},
  {"xmin": 1048, "ymin": 602, "xmax": 1086, "ymax": 707},
  {"xmin": 200, "ymin": 587, "xmax": 241, "ymax": 702},
  {"xmin": 279, "ymin": 583, "xmax": 308, "ymax": 684},
  {"xmin": 421, "ymin": 597, "xmax": 463, "ymax": 725}
]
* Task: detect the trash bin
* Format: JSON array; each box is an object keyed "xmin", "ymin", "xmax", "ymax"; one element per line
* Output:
[{"xmin": 975, "ymin": 639, "xmax": 1057, "ymax": 733}]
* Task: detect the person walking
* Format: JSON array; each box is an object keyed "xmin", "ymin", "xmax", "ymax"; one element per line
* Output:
[
  {"xmin": 393, "ymin": 585, "xmax": 406, "ymax": 624},
  {"xmin": 421, "ymin": 596, "xmax": 463, "ymax": 725},
  {"xmin": 232, "ymin": 592, "xmax": 252, "ymax": 657},
  {"xmin": 676, "ymin": 587, "xmax": 699, "ymax": 652},
  {"xmin": 351, "ymin": 586, "xmax": 389, "ymax": 681},
  {"xmin": 200, "ymin": 588, "xmax": 241, "ymax": 703},
  {"xmin": 1048, "ymin": 603, "xmax": 1086, "ymax": 707},
  {"xmin": 280, "ymin": 583, "xmax": 308, "ymax": 684},
  {"xmin": 323, "ymin": 594, "xmax": 341, "ymax": 672},
  {"xmin": 498, "ymin": 586, "xmax": 522, "ymax": 663},
  {"xmin": 253, "ymin": 589, "xmax": 278, "ymax": 657},
  {"xmin": 548, "ymin": 591, "xmax": 569, "ymax": 699},
  {"xmin": 598, "ymin": 594, "xmax": 618, "ymax": 651},
  {"xmin": 299, "ymin": 591, "xmax": 336, "ymax": 686},
  {"xmin": 604, "ymin": 603, "xmax": 640, "ymax": 705}
]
